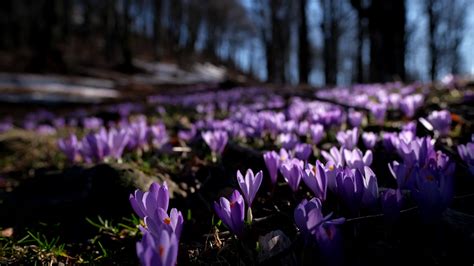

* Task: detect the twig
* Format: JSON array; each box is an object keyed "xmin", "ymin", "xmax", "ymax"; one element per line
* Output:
[
  {"xmin": 345, "ymin": 206, "xmax": 419, "ymax": 223},
  {"xmin": 453, "ymin": 192, "xmax": 474, "ymax": 200}
]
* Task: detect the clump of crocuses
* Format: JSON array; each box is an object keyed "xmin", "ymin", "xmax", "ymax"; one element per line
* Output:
[{"xmin": 130, "ymin": 182, "xmax": 183, "ymax": 266}]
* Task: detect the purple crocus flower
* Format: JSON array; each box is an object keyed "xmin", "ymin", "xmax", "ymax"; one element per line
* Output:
[
  {"xmin": 297, "ymin": 120, "xmax": 310, "ymax": 136},
  {"xmin": 402, "ymin": 121, "xmax": 417, "ymax": 134},
  {"xmin": 280, "ymin": 158, "xmax": 304, "ymax": 192},
  {"xmin": 389, "ymin": 161, "xmax": 417, "ymax": 189},
  {"xmin": 309, "ymin": 124, "xmax": 324, "ymax": 145},
  {"xmin": 263, "ymin": 151, "xmax": 280, "ymax": 185},
  {"xmin": 335, "ymin": 168, "xmax": 364, "ymax": 214},
  {"xmin": 146, "ymin": 208, "xmax": 184, "ymax": 239},
  {"xmin": 36, "ymin": 124, "xmax": 56, "ymax": 135},
  {"xmin": 107, "ymin": 128, "xmax": 130, "ymax": 160},
  {"xmin": 343, "ymin": 148, "xmax": 372, "ymax": 172},
  {"xmin": 362, "ymin": 132, "xmax": 377, "ymax": 149},
  {"xmin": 361, "ymin": 166, "xmax": 378, "ymax": 208},
  {"xmin": 130, "ymin": 182, "xmax": 169, "ymax": 219},
  {"xmin": 294, "ymin": 143, "xmax": 312, "ymax": 161},
  {"xmin": 237, "ymin": 169, "xmax": 263, "ymax": 206},
  {"xmin": 323, "ymin": 162, "xmax": 343, "ymax": 192},
  {"xmin": 0, "ymin": 120, "xmax": 13, "ymax": 133},
  {"xmin": 382, "ymin": 132, "xmax": 399, "ymax": 152},
  {"xmin": 202, "ymin": 130, "xmax": 228, "ymax": 155},
  {"xmin": 127, "ymin": 119, "xmax": 149, "ymax": 151},
  {"xmin": 348, "ymin": 109, "xmax": 363, "ymax": 127},
  {"xmin": 321, "ymin": 146, "xmax": 345, "ymax": 167},
  {"xmin": 278, "ymin": 133, "xmax": 299, "ymax": 150},
  {"xmin": 369, "ymin": 103, "xmax": 386, "ymax": 124},
  {"xmin": 81, "ymin": 128, "xmax": 109, "ymax": 162},
  {"xmin": 58, "ymin": 134, "xmax": 81, "ymax": 163},
  {"xmin": 302, "ymin": 161, "xmax": 327, "ymax": 200},
  {"xmin": 213, "ymin": 190, "xmax": 245, "ymax": 236},
  {"xmin": 136, "ymin": 230, "xmax": 178, "ymax": 266},
  {"xmin": 294, "ymin": 198, "xmax": 345, "ymax": 258},
  {"xmin": 412, "ymin": 167, "xmax": 453, "ymax": 221},
  {"xmin": 427, "ymin": 110, "xmax": 452, "ymax": 136},
  {"xmin": 400, "ymin": 94, "xmax": 423, "ymax": 118},
  {"xmin": 83, "ymin": 117, "xmax": 103, "ymax": 130},
  {"xmin": 457, "ymin": 137, "xmax": 474, "ymax": 175},
  {"xmin": 336, "ymin": 128, "xmax": 359, "ymax": 150},
  {"xmin": 178, "ymin": 125, "xmax": 197, "ymax": 142},
  {"xmin": 149, "ymin": 123, "xmax": 169, "ymax": 149},
  {"xmin": 381, "ymin": 189, "xmax": 403, "ymax": 222}
]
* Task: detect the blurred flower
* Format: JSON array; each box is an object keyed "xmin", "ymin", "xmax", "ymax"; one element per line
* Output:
[
  {"xmin": 362, "ymin": 132, "xmax": 377, "ymax": 149},
  {"xmin": 427, "ymin": 110, "xmax": 451, "ymax": 136},
  {"xmin": 81, "ymin": 128, "xmax": 109, "ymax": 162},
  {"xmin": 202, "ymin": 130, "xmax": 228, "ymax": 155},
  {"xmin": 294, "ymin": 143, "xmax": 312, "ymax": 161},
  {"xmin": 302, "ymin": 160, "xmax": 327, "ymax": 200},
  {"xmin": 369, "ymin": 103, "xmax": 386, "ymax": 124},
  {"xmin": 213, "ymin": 190, "xmax": 245, "ymax": 236},
  {"xmin": 126, "ymin": 119, "xmax": 149, "ymax": 151},
  {"xmin": 149, "ymin": 123, "xmax": 169, "ymax": 148},
  {"xmin": 107, "ymin": 128, "xmax": 130, "ymax": 160},
  {"xmin": 36, "ymin": 124, "xmax": 56, "ymax": 135},
  {"xmin": 336, "ymin": 128, "xmax": 359, "ymax": 149},
  {"xmin": 280, "ymin": 158, "xmax": 303, "ymax": 192},
  {"xmin": 178, "ymin": 125, "xmax": 197, "ymax": 142},
  {"xmin": 400, "ymin": 94, "xmax": 423, "ymax": 118},
  {"xmin": 309, "ymin": 124, "xmax": 324, "ymax": 144},
  {"xmin": 278, "ymin": 133, "xmax": 298, "ymax": 150},
  {"xmin": 83, "ymin": 117, "xmax": 103, "ymax": 130},
  {"xmin": 402, "ymin": 121, "xmax": 417, "ymax": 134},
  {"xmin": 348, "ymin": 110, "xmax": 363, "ymax": 127},
  {"xmin": 58, "ymin": 134, "xmax": 81, "ymax": 163},
  {"xmin": 130, "ymin": 182, "xmax": 169, "ymax": 219},
  {"xmin": 237, "ymin": 169, "xmax": 263, "ymax": 207}
]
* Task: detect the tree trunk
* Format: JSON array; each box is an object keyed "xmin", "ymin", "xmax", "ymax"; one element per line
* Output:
[
  {"xmin": 153, "ymin": 0, "xmax": 162, "ymax": 59},
  {"xmin": 298, "ymin": 0, "xmax": 310, "ymax": 84},
  {"xmin": 368, "ymin": 0, "xmax": 405, "ymax": 82},
  {"xmin": 121, "ymin": 0, "xmax": 133, "ymax": 71},
  {"xmin": 427, "ymin": 0, "xmax": 437, "ymax": 81},
  {"xmin": 321, "ymin": 0, "xmax": 338, "ymax": 85}
]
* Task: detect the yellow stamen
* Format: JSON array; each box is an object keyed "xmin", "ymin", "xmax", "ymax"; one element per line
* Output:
[{"xmin": 163, "ymin": 217, "xmax": 171, "ymax": 225}]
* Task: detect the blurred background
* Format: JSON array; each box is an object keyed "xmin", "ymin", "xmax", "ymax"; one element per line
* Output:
[{"xmin": 0, "ymin": 0, "xmax": 472, "ymax": 88}]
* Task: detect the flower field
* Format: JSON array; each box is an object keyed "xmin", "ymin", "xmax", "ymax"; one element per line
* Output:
[{"xmin": 0, "ymin": 80, "xmax": 473, "ymax": 265}]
